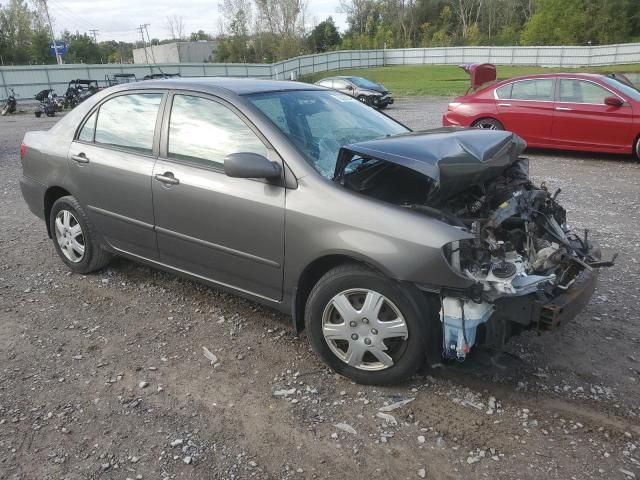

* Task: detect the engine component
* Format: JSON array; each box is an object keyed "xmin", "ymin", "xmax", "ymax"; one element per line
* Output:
[
  {"xmin": 441, "ymin": 297, "xmax": 493, "ymax": 360},
  {"xmin": 492, "ymin": 261, "xmax": 517, "ymax": 278}
]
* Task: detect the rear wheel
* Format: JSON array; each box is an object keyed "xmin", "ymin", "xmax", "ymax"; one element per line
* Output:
[
  {"xmin": 634, "ymin": 136, "xmax": 640, "ymax": 162},
  {"xmin": 49, "ymin": 196, "xmax": 111, "ymax": 274},
  {"xmin": 305, "ymin": 264, "xmax": 432, "ymax": 385},
  {"xmin": 472, "ymin": 118, "xmax": 504, "ymax": 130}
]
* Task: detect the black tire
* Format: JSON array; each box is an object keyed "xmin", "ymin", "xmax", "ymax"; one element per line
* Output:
[
  {"xmin": 357, "ymin": 95, "xmax": 372, "ymax": 107},
  {"xmin": 471, "ymin": 117, "xmax": 504, "ymax": 130},
  {"xmin": 1, "ymin": 105, "xmax": 8, "ymax": 116},
  {"xmin": 305, "ymin": 264, "xmax": 434, "ymax": 385},
  {"xmin": 634, "ymin": 136, "xmax": 640, "ymax": 162},
  {"xmin": 49, "ymin": 196, "xmax": 111, "ymax": 274},
  {"xmin": 35, "ymin": 111, "xmax": 42, "ymax": 118}
]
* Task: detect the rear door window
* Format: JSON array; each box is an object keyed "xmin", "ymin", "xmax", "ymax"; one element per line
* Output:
[
  {"xmin": 94, "ymin": 93, "xmax": 163, "ymax": 154},
  {"xmin": 508, "ymin": 79, "xmax": 554, "ymax": 101},
  {"xmin": 559, "ymin": 79, "xmax": 612, "ymax": 104},
  {"xmin": 167, "ymin": 94, "xmax": 268, "ymax": 168}
]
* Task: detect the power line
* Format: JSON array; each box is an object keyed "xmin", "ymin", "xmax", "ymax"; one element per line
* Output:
[
  {"xmin": 143, "ymin": 24, "xmax": 158, "ymax": 64},
  {"xmin": 41, "ymin": 0, "xmax": 62, "ymax": 65},
  {"xmin": 89, "ymin": 29, "xmax": 99, "ymax": 44},
  {"xmin": 143, "ymin": 24, "xmax": 165, "ymax": 75},
  {"xmin": 48, "ymin": 0, "xmax": 102, "ymax": 31},
  {"xmin": 138, "ymin": 24, "xmax": 150, "ymax": 64}
]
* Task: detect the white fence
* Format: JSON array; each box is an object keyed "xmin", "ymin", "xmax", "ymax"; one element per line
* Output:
[{"xmin": 2, "ymin": 43, "xmax": 639, "ymax": 100}]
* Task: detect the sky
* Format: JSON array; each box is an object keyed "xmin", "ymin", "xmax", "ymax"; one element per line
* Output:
[{"xmin": 45, "ymin": 0, "xmax": 348, "ymax": 43}]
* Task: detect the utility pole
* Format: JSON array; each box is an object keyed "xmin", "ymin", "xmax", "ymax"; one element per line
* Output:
[
  {"xmin": 138, "ymin": 24, "xmax": 151, "ymax": 64},
  {"xmin": 42, "ymin": 0, "xmax": 62, "ymax": 65},
  {"xmin": 89, "ymin": 29, "xmax": 99, "ymax": 44}
]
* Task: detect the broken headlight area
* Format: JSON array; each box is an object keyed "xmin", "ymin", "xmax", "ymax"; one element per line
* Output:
[
  {"xmin": 439, "ymin": 160, "xmax": 613, "ymax": 360},
  {"xmin": 335, "ymin": 129, "xmax": 616, "ymax": 361}
]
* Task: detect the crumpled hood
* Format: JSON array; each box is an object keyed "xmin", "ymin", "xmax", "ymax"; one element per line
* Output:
[
  {"xmin": 337, "ymin": 128, "xmax": 527, "ymax": 205},
  {"xmin": 364, "ymin": 84, "xmax": 388, "ymax": 94}
]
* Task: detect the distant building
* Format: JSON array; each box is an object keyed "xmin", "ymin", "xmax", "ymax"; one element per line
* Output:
[{"xmin": 133, "ymin": 41, "xmax": 218, "ymax": 64}]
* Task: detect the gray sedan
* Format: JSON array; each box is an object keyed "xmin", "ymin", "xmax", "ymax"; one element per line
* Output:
[{"xmin": 19, "ymin": 78, "xmax": 608, "ymax": 384}]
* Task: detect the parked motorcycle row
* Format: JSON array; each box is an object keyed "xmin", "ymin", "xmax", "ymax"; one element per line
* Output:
[{"xmin": 1, "ymin": 79, "xmax": 100, "ymax": 119}]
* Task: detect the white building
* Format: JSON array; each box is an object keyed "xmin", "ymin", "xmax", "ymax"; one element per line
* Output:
[{"xmin": 133, "ymin": 41, "xmax": 218, "ymax": 64}]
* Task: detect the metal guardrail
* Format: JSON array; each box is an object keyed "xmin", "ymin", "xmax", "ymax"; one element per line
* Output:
[{"xmin": 1, "ymin": 43, "xmax": 639, "ymax": 101}]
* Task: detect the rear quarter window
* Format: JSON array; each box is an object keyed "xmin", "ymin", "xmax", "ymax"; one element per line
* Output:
[{"xmin": 495, "ymin": 83, "xmax": 512, "ymax": 99}]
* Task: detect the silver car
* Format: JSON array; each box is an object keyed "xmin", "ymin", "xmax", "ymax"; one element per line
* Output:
[{"xmin": 19, "ymin": 78, "xmax": 608, "ymax": 385}]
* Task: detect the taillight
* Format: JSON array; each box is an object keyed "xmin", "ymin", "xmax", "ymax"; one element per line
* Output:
[{"xmin": 20, "ymin": 143, "xmax": 26, "ymax": 161}]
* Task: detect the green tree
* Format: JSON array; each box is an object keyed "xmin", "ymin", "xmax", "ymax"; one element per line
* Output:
[
  {"xmin": 521, "ymin": 0, "xmax": 588, "ymax": 45},
  {"xmin": 62, "ymin": 31, "xmax": 101, "ymax": 63},
  {"xmin": 307, "ymin": 17, "xmax": 340, "ymax": 52}
]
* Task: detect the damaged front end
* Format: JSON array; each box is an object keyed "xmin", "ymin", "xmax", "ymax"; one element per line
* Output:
[{"xmin": 335, "ymin": 129, "xmax": 615, "ymax": 361}]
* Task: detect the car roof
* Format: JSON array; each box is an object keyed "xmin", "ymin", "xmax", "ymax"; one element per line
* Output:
[
  {"xmin": 495, "ymin": 72, "xmax": 606, "ymax": 83},
  {"xmin": 316, "ymin": 76, "xmax": 362, "ymax": 81},
  {"xmin": 117, "ymin": 77, "xmax": 322, "ymax": 95}
]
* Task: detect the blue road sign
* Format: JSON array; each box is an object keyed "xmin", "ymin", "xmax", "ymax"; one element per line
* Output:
[{"xmin": 49, "ymin": 41, "xmax": 68, "ymax": 57}]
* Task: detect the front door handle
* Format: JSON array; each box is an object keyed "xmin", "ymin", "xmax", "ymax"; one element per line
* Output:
[
  {"xmin": 555, "ymin": 107, "xmax": 572, "ymax": 111},
  {"xmin": 71, "ymin": 153, "xmax": 89, "ymax": 164},
  {"xmin": 155, "ymin": 172, "xmax": 179, "ymax": 185},
  {"xmin": 497, "ymin": 103, "xmax": 512, "ymax": 107}
]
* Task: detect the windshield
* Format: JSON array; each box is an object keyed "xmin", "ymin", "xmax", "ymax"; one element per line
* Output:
[
  {"xmin": 246, "ymin": 90, "xmax": 409, "ymax": 178},
  {"xmin": 348, "ymin": 77, "xmax": 382, "ymax": 89},
  {"xmin": 601, "ymin": 76, "xmax": 640, "ymax": 102}
]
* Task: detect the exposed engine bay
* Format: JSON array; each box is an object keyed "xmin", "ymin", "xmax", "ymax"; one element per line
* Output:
[{"xmin": 334, "ymin": 129, "xmax": 615, "ymax": 360}]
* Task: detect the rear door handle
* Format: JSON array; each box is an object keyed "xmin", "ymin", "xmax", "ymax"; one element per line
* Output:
[
  {"xmin": 555, "ymin": 107, "xmax": 572, "ymax": 111},
  {"xmin": 497, "ymin": 103, "xmax": 512, "ymax": 107},
  {"xmin": 71, "ymin": 154, "xmax": 89, "ymax": 164},
  {"xmin": 155, "ymin": 173, "xmax": 179, "ymax": 185}
]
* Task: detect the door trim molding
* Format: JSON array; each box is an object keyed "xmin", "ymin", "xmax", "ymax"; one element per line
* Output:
[
  {"xmin": 155, "ymin": 225, "xmax": 281, "ymax": 269},
  {"xmin": 87, "ymin": 205, "xmax": 154, "ymax": 230}
]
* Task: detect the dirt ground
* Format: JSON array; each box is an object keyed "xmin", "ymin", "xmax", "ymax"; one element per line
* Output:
[{"xmin": 1, "ymin": 98, "xmax": 639, "ymax": 480}]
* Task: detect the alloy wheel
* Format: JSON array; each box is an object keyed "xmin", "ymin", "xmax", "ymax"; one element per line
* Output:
[
  {"xmin": 54, "ymin": 210, "xmax": 85, "ymax": 263},
  {"xmin": 321, "ymin": 288, "xmax": 409, "ymax": 371},
  {"xmin": 475, "ymin": 121, "xmax": 499, "ymax": 130}
]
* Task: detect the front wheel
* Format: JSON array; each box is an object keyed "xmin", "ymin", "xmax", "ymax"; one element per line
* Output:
[
  {"xmin": 305, "ymin": 264, "xmax": 432, "ymax": 385},
  {"xmin": 472, "ymin": 118, "xmax": 504, "ymax": 130},
  {"xmin": 1, "ymin": 105, "xmax": 8, "ymax": 116},
  {"xmin": 357, "ymin": 95, "xmax": 372, "ymax": 107},
  {"xmin": 634, "ymin": 136, "xmax": 640, "ymax": 162}
]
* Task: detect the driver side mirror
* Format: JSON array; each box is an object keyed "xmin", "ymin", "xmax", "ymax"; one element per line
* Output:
[
  {"xmin": 604, "ymin": 96, "xmax": 624, "ymax": 107},
  {"xmin": 224, "ymin": 152, "xmax": 282, "ymax": 179},
  {"xmin": 346, "ymin": 85, "xmax": 353, "ymax": 91}
]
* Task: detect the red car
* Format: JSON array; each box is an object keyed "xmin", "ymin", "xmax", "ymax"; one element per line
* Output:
[{"xmin": 443, "ymin": 64, "xmax": 640, "ymax": 160}]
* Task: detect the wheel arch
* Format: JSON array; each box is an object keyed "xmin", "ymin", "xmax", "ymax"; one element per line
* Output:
[
  {"xmin": 290, "ymin": 254, "xmax": 391, "ymax": 334},
  {"xmin": 44, "ymin": 186, "xmax": 72, "ymax": 238}
]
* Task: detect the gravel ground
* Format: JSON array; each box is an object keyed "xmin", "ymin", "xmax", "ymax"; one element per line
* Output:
[{"xmin": 1, "ymin": 99, "xmax": 639, "ymax": 480}]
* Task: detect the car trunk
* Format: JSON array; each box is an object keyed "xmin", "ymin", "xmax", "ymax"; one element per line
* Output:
[{"xmin": 459, "ymin": 63, "xmax": 497, "ymax": 91}]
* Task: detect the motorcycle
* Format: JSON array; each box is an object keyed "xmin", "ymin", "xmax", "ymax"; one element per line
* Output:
[
  {"xmin": 34, "ymin": 89, "xmax": 56, "ymax": 118},
  {"xmin": 36, "ymin": 89, "xmax": 65, "ymax": 112},
  {"xmin": 1, "ymin": 88, "xmax": 17, "ymax": 116}
]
